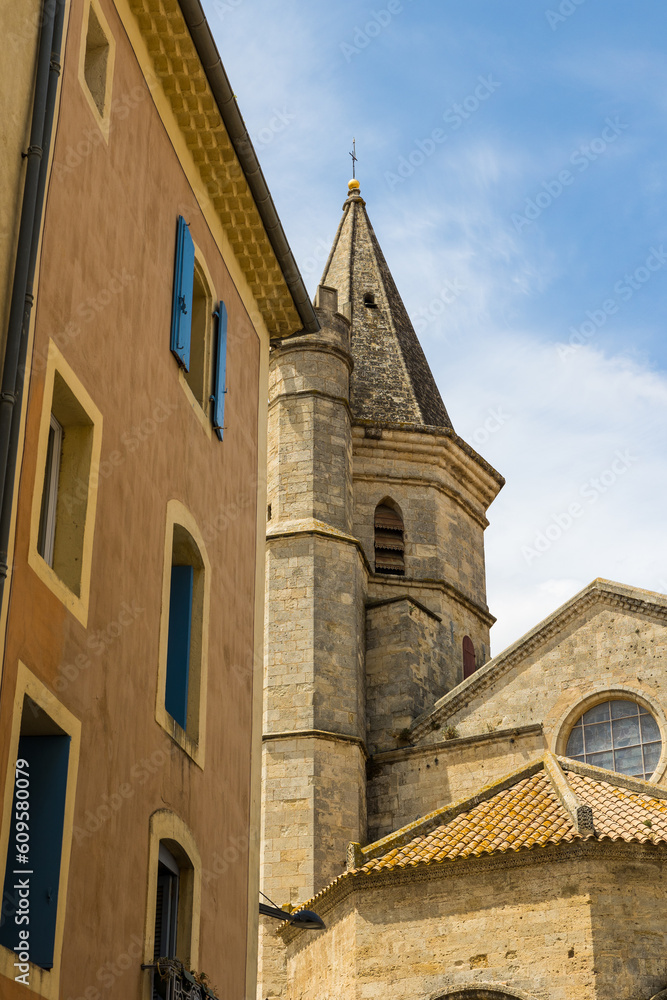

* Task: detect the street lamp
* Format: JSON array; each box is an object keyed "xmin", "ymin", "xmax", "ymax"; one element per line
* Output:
[{"xmin": 259, "ymin": 892, "xmax": 325, "ymax": 930}]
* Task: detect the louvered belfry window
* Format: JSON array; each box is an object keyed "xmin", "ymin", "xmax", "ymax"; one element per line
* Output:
[{"xmin": 374, "ymin": 502, "xmax": 405, "ymax": 575}]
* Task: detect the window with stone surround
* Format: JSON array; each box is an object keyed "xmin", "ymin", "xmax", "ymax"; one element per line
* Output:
[{"xmin": 565, "ymin": 698, "xmax": 662, "ymax": 779}]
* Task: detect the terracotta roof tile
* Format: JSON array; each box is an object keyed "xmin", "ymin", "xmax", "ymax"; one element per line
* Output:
[
  {"xmin": 286, "ymin": 755, "xmax": 667, "ymax": 922},
  {"xmin": 568, "ymin": 770, "xmax": 667, "ymax": 843},
  {"xmin": 358, "ymin": 770, "xmax": 576, "ymax": 873}
]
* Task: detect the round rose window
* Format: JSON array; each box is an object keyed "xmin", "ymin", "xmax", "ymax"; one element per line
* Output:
[{"xmin": 565, "ymin": 699, "xmax": 662, "ymax": 780}]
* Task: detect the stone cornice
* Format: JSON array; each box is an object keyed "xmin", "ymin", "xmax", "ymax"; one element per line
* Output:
[
  {"xmin": 370, "ymin": 724, "xmax": 543, "ymax": 766},
  {"xmin": 366, "ymin": 594, "xmax": 442, "ymax": 623},
  {"xmin": 266, "ymin": 518, "xmax": 372, "ymax": 573},
  {"xmin": 366, "ymin": 574, "xmax": 496, "ymax": 627},
  {"xmin": 269, "ymin": 339, "xmax": 353, "ymax": 371},
  {"xmin": 354, "ymin": 470, "xmax": 489, "ymax": 530},
  {"xmin": 122, "ymin": 0, "xmax": 304, "ymax": 336},
  {"xmin": 280, "ymin": 838, "xmax": 666, "ymax": 943},
  {"xmin": 262, "ymin": 729, "xmax": 368, "ymax": 759},
  {"xmin": 268, "ymin": 389, "xmax": 353, "ymax": 421},
  {"xmin": 410, "ymin": 579, "xmax": 667, "ymax": 741},
  {"xmin": 352, "ymin": 421, "xmax": 504, "ymax": 512}
]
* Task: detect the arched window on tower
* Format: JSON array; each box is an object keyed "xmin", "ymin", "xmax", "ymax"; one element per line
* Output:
[
  {"xmin": 363, "ymin": 292, "xmax": 377, "ymax": 308},
  {"xmin": 374, "ymin": 501, "xmax": 405, "ymax": 575},
  {"xmin": 463, "ymin": 635, "xmax": 476, "ymax": 678}
]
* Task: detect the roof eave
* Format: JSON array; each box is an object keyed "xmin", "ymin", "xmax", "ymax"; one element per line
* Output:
[{"xmin": 177, "ymin": 0, "xmax": 319, "ymax": 335}]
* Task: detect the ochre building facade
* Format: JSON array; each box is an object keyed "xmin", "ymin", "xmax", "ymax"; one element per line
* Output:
[{"xmin": 0, "ymin": 1, "xmax": 314, "ymax": 998}]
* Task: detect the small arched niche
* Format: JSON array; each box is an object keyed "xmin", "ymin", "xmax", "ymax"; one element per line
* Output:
[
  {"xmin": 363, "ymin": 291, "xmax": 378, "ymax": 308},
  {"xmin": 374, "ymin": 499, "xmax": 405, "ymax": 575}
]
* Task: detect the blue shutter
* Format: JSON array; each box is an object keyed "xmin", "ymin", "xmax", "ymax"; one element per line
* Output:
[
  {"xmin": 0, "ymin": 735, "xmax": 70, "ymax": 969},
  {"xmin": 170, "ymin": 216, "xmax": 195, "ymax": 371},
  {"xmin": 212, "ymin": 301, "xmax": 228, "ymax": 441},
  {"xmin": 165, "ymin": 565, "xmax": 194, "ymax": 730}
]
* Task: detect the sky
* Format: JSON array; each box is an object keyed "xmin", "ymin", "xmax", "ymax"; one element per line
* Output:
[{"xmin": 201, "ymin": 0, "xmax": 667, "ymax": 655}]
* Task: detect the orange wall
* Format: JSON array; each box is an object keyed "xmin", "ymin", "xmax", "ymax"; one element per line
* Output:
[{"xmin": 0, "ymin": 0, "xmax": 266, "ymax": 996}]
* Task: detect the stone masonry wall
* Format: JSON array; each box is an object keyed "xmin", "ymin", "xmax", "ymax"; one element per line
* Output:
[
  {"xmin": 365, "ymin": 597, "xmax": 443, "ymax": 753},
  {"xmin": 367, "ymin": 726, "xmax": 544, "ymax": 842},
  {"xmin": 423, "ymin": 603, "xmax": 667, "ymax": 795},
  {"xmin": 267, "ymin": 302, "xmax": 352, "ymax": 532},
  {"xmin": 283, "ymin": 844, "xmax": 667, "ymax": 1000}
]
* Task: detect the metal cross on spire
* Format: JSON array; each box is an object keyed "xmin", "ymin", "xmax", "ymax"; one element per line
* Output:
[{"xmin": 349, "ymin": 137, "xmax": 357, "ymax": 179}]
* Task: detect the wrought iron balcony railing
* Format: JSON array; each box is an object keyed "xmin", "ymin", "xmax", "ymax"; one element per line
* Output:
[{"xmin": 143, "ymin": 957, "xmax": 219, "ymax": 1000}]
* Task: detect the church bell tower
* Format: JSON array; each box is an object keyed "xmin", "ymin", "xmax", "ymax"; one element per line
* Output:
[{"xmin": 259, "ymin": 179, "xmax": 504, "ymax": 998}]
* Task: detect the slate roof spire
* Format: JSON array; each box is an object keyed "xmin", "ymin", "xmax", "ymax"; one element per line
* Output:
[{"xmin": 320, "ymin": 180, "xmax": 452, "ymax": 429}]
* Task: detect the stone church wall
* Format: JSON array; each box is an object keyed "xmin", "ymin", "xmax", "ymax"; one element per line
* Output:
[
  {"xmin": 425, "ymin": 603, "xmax": 667, "ymax": 791},
  {"xmin": 365, "ymin": 597, "xmax": 442, "ymax": 753},
  {"xmin": 367, "ymin": 725, "xmax": 544, "ymax": 842},
  {"xmin": 283, "ymin": 844, "xmax": 667, "ymax": 1000}
]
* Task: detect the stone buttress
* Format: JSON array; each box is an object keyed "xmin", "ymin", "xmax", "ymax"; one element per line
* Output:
[{"xmin": 260, "ymin": 286, "xmax": 367, "ymax": 997}]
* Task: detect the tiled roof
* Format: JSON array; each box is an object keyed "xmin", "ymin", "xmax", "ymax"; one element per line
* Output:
[
  {"xmin": 357, "ymin": 770, "xmax": 576, "ymax": 872},
  {"xmin": 568, "ymin": 769, "xmax": 667, "ymax": 843},
  {"xmin": 286, "ymin": 754, "xmax": 667, "ymax": 922}
]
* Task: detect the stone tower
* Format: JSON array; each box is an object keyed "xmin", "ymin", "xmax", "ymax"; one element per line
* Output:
[{"xmin": 259, "ymin": 181, "xmax": 504, "ymax": 997}]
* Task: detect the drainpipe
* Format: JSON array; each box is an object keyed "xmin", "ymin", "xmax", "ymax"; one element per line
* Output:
[{"xmin": 0, "ymin": 0, "xmax": 67, "ymax": 601}]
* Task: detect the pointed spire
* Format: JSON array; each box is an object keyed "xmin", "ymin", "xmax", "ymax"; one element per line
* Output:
[{"xmin": 320, "ymin": 182, "xmax": 452, "ymax": 429}]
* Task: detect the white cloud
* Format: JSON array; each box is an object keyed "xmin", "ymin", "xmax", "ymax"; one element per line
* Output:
[{"xmin": 201, "ymin": 2, "xmax": 667, "ymax": 663}]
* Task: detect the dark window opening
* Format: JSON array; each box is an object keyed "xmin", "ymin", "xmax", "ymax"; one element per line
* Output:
[
  {"xmin": 83, "ymin": 4, "xmax": 109, "ymax": 116},
  {"xmin": 374, "ymin": 501, "xmax": 404, "ymax": 576},
  {"xmin": 0, "ymin": 698, "xmax": 71, "ymax": 970},
  {"xmin": 154, "ymin": 844, "xmax": 179, "ymax": 961},
  {"xmin": 165, "ymin": 564, "xmax": 194, "ymax": 731},
  {"xmin": 267, "ymin": 503, "xmax": 272, "ymax": 521},
  {"xmin": 363, "ymin": 292, "xmax": 377, "ymax": 308},
  {"xmin": 463, "ymin": 635, "xmax": 476, "ymax": 678}
]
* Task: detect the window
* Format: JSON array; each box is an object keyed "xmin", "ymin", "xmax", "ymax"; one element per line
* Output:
[
  {"xmin": 374, "ymin": 500, "xmax": 405, "ymax": 575},
  {"xmin": 144, "ymin": 813, "xmax": 201, "ymax": 995},
  {"xmin": 83, "ymin": 4, "xmax": 109, "ymax": 115},
  {"xmin": 463, "ymin": 635, "xmax": 476, "ymax": 678},
  {"xmin": 154, "ymin": 844, "xmax": 180, "ymax": 962},
  {"xmin": 565, "ymin": 699, "xmax": 662, "ymax": 779},
  {"xmin": 37, "ymin": 373, "xmax": 94, "ymax": 596},
  {"xmin": 29, "ymin": 346, "xmax": 103, "ymax": 627},
  {"xmin": 78, "ymin": 0, "xmax": 115, "ymax": 133},
  {"xmin": 363, "ymin": 292, "xmax": 377, "ymax": 308},
  {"xmin": 150, "ymin": 837, "xmax": 197, "ymax": 999},
  {"xmin": 0, "ymin": 665, "xmax": 80, "ymax": 996},
  {"xmin": 36, "ymin": 415, "xmax": 63, "ymax": 566},
  {"xmin": 156, "ymin": 502, "xmax": 211, "ymax": 765},
  {"xmin": 0, "ymin": 698, "xmax": 70, "ymax": 970},
  {"xmin": 170, "ymin": 217, "xmax": 228, "ymax": 439},
  {"xmin": 165, "ymin": 527, "xmax": 203, "ymax": 733}
]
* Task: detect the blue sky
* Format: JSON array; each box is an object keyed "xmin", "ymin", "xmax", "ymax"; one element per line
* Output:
[{"xmin": 202, "ymin": 0, "xmax": 667, "ymax": 653}]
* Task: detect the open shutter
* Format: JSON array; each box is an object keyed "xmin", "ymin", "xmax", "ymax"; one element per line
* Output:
[
  {"xmin": 170, "ymin": 216, "xmax": 195, "ymax": 370},
  {"xmin": 0, "ymin": 735, "xmax": 70, "ymax": 969},
  {"xmin": 165, "ymin": 565, "xmax": 194, "ymax": 730},
  {"xmin": 212, "ymin": 300, "xmax": 228, "ymax": 441}
]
